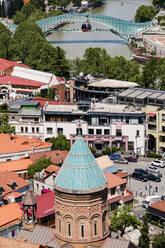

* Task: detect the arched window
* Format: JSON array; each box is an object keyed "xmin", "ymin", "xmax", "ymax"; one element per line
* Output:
[
  {"xmin": 94, "ymin": 221, "xmax": 97, "ymax": 236},
  {"xmin": 68, "ymin": 222, "xmax": 71, "ymax": 237},
  {"xmin": 58, "ymin": 219, "xmax": 61, "ymax": 233},
  {"xmin": 81, "ymin": 224, "xmax": 84, "ymax": 238}
]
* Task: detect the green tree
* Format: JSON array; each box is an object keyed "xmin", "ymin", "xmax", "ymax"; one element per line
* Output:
[
  {"xmin": 153, "ymin": 0, "xmax": 165, "ymax": 8},
  {"xmin": 110, "ymin": 206, "xmax": 140, "ymax": 236},
  {"xmin": 30, "ymin": 0, "xmax": 45, "ymax": 11},
  {"xmin": 138, "ymin": 213, "xmax": 150, "ymax": 248},
  {"xmin": 0, "ymin": 113, "xmax": 15, "ymax": 134},
  {"xmin": 140, "ymin": 58, "xmax": 158, "ymax": 89},
  {"xmin": 28, "ymin": 157, "xmax": 53, "ymax": 177},
  {"xmin": 48, "ymin": 135, "xmax": 70, "ymax": 151},
  {"xmin": 152, "ymin": 231, "xmax": 165, "ymax": 248},
  {"xmin": 135, "ymin": 5, "xmax": 156, "ymax": 23}
]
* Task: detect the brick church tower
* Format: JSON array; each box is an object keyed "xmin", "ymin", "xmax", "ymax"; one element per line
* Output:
[{"xmin": 54, "ymin": 137, "xmax": 109, "ymax": 246}]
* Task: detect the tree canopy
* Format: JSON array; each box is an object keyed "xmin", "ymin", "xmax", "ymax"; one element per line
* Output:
[
  {"xmin": 135, "ymin": 5, "xmax": 156, "ymax": 23},
  {"xmin": 28, "ymin": 157, "xmax": 53, "ymax": 177},
  {"xmin": 48, "ymin": 135, "xmax": 70, "ymax": 151},
  {"xmin": 138, "ymin": 213, "xmax": 150, "ymax": 248},
  {"xmin": 0, "ymin": 113, "xmax": 15, "ymax": 134},
  {"xmin": 110, "ymin": 206, "xmax": 140, "ymax": 236},
  {"xmin": 152, "ymin": 231, "xmax": 165, "ymax": 248},
  {"xmin": 153, "ymin": 0, "xmax": 165, "ymax": 8}
]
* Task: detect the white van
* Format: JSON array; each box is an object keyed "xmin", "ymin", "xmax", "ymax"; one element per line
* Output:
[{"xmin": 142, "ymin": 195, "xmax": 161, "ymax": 208}]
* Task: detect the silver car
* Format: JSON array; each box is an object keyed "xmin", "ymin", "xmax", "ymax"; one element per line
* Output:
[{"xmin": 146, "ymin": 165, "xmax": 160, "ymax": 174}]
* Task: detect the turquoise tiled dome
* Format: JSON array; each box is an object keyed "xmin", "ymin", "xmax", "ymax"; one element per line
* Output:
[{"xmin": 55, "ymin": 137, "xmax": 107, "ymax": 194}]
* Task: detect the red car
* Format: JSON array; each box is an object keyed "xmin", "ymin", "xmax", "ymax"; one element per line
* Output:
[{"xmin": 124, "ymin": 156, "xmax": 137, "ymax": 162}]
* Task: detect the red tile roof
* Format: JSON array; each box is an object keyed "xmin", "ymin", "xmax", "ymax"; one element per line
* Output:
[
  {"xmin": 115, "ymin": 171, "xmax": 129, "ymax": 179},
  {"xmin": 3, "ymin": 192, "xmax": 24, "ymax": 201},
  {"xmin": 45, "ymin": 164, "xmax": 60, "ymax": 174},
  {"xmin": 0, "ymin": 134, "xmax": 52, "ymax": 155},
  {"xmin": 0, "ymin": 170, "xmax": 29, "ymax": 197},
  {"xmin": 0, "ymin": 203, "xmax": 23, "ymax": 228},
  {"xmin": 0, "ymin": 75, "xmax": 45, "ymax": 88},
  {"xmin": 0, "ymin": 59, "xmax": 29, "ymax": 72},
  {"xmin": 150, "ymin": 200, "xmax": 165, "ymax": 212},
  {"xmin": 104, "ymin": 172, "xmax": 126, "ymax": 189},
  {"xmin": 29, "ymin": 150, "xmax": 68, "ymax": 165},
  {"xmin": 0, "ymin": 159, "xmax": 32, "ymax": 173}
]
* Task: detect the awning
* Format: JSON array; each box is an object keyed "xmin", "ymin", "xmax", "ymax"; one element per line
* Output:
[{"xmin": 147, "ymin": 113, "xmax": 156, "ymax": 117}]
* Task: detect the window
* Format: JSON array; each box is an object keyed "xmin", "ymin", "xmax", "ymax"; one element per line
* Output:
[
  {"xmin": 11, "ymin": 116, "xmax": 15, "ymax": 120},
  {"xmin": 88, "ymin": 141, "xmax": 94, "ymax": 148},
  {"xmin": 148, "ymin": 124, "xmax": 156, "ymax": 130},
  {"xmin": 25, "ymin": 127, "xmax": 28, "ymax": 133},
  {"xmin": 21, "ymin": 127, "xmax": 24, "ymax": 133},
  {"xmin": 81, "ymin": 224, "xmax": 84, "ymax": 238},
  {"xmin": 162, "ymin": 114, "xmax": 165, "ymax": 121},
  {"xmin": 162, "ymin": 126, "xmax": 165, "ymax": 132},
  {"xmin": 76, "ymin": 128, "xmax": 82, "ymax": 135},
  {"xmin": 47, "ymin": 127, "xmax": 53, "ymax": 134},
  {"xmin": 128, "ymin": 141, "xmax": 134, "ymax": 150},
  {"xmin": 96, "ymin": 129, "xmax": 102, "ymax": 135},
  {"xmin": 32, "ymin": 127, "xmax": 35, "ymax": 133},
  {"xmin": 116, "ymin": 129, "xmax": 122, "ymax": 137},
  {"xmin": 12, "ymin": 230, "xmax": 15, "ymax": 237},
  {"xmin": 34, "ymin": 118, "xmax": 39, "ymax": 122},
  {"xmin": 58, "ymin": 128, "xmax": 63, "ymax": 135},
  {"xmin": 111, "ymin": 187, "xmax": 116, "ymax": 195},
  {"xmin": 88, "ymin": 129, "xmax": 94, "ymax": 135},
  {"xmin": 36, "ymin": 183, "xmax": 39, "ymax": 190},
  {"xmin": 68, "ymin": 222, "xmax": 71, "ymax": 237},
  {"xmin": 136, "ymin": 130, "xmax": 140, "ymax": 137},
  {"xmin": 59, "ymin": 219, "xmax": 61, "ymax": 233},
  {"xmin": 36, "ymin": 127, "xmax": 39, "ymax": 133},
  {"xmin": 94, "ymin": 222, "xmax": 97, "ymax": 236},
  {"xmin": 104, "ymin": 129, "xmax": 110, "ymax": 135}
]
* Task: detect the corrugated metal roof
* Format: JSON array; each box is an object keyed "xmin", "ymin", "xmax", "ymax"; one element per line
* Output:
[
  {"xmin": 136, "ymin": 91, "xmax": 153, "ymax": 99},
  {"xmin": 157, "ymin": 94, "xmax": 165, "ymax": 100},
  {"xmin": 118, "ymin": 89, "xmax": 135, "ymax": 97},
  {"xmin": 148, "ymin": 92, "xmax": 163, "ymax": 99},
  {"xmin": 126, "ymin": 90, "xmax": 143, "ymax": 98},
  {"xmin": 55, "ymin": 137, "xmax": 107, "ymax": 194},
  {"xmin": 18, "ymin": 225, "xmax": 60, "ymax": 247},
  {"xmin": 88, "ymin": 79, "xmax": 138, "ymax": 88}
]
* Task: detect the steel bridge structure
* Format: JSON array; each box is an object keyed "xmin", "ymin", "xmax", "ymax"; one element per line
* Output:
[{"xmin": 1, "ymin": 13, "xmax": 154, "ymax": 41}]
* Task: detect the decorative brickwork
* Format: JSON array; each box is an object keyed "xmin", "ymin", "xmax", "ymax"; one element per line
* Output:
[{"xmin": 55, "ymin": 189, "xmax": 109, "ymax": 244}]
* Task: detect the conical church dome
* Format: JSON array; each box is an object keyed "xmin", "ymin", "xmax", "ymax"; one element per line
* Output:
[{"xmin": 55, "ymin": 137, "xmax": 107, "ymax": 194}]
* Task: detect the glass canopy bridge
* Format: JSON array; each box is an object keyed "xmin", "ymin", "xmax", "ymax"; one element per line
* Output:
[{"xmin": 1, "ymin": 13, "xmax": 153, "ymax": 41}]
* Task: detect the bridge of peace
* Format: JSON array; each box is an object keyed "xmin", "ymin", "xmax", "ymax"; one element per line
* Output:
[{"xmin": 1, "ymin": 13, "xmax": 154, "ymax": 41}]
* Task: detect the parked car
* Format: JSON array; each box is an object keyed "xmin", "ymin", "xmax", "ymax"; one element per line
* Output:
[
  {"xmin": 151, "ymin": 160, "xmax": 165, "ymax": 168},
  {"xmin": 146, "ymin": 165, "xmax": 160, "ymax": 174},
  {"xmin": 131, "ymin": 172, "xmax": 148, "ymax": 182},
  {"xmin": 124, "ymin": 156, "xmax": 137, "ymax": 162},
  {"xmin": 134, "ymin": 168, "xmax": 148, "ymax": 175},
  {"xmin": 114, "ymin": 158, "xmax": 128, "ymax": 164},
  {"xmin": 148, "ymin": 173, "xmax": 161, "ymax": 182},
  {"xmin": 108, "ymin": 154, "xmax": 121, "ymax": 160}
]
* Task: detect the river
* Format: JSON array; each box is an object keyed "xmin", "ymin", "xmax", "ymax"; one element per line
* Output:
[{"xmin": 46, "ymin": 0, "xmax": 152, "ymax": 60}]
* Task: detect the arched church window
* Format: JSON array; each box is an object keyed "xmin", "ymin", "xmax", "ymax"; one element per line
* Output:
[
  {"xmin": 59, "ymin": 219, "xmax": 61, "ymax": 233},
  {"xmin": 81, "ymin": 224, "xmax": 84, "ymax": 238},
  {"xmin": 68, "ymin": 222, "xmax": 71, "ymax": 237},
  {"xmin": 94, "ymin": 221, "xmax": 97, "ymax": 236}
]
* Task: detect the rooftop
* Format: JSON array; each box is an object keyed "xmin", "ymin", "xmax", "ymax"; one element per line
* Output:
[
  {"xmin": 0, "ymin": 134, "xmax": 51, "ymax": 155},
  {"xmin": 0, "ymin": 159, "xmax": 32, "ymax": 173},
  {"xmin": 0, "ymin": 203, "xmax": 22, "ymax": 228},
  {"xmin": 29, "ymin": 150, "xmax": 68, "ymax": 165},
  {"xmin": 45, "ymin": 164, "xmax": 60, "ymax": 174},
  {"xmin": 96, "ymin": 155, "xmax": 113, "ymax": 170},
  {"xmin": 11, "ymin": 66, "xmax": 59, "ymax": 86},
  {"xmin": 55, "ymin": 137, "xmax": 107, "ymax": 194},
  {"xmin": 149, "ymin": 200, "xmax": 165, "ymax": 212},
  {"xmin": 0, "ymin": 170, "xmax": 29, "ymax": 197},
  {"xmin": 0, "ymin": 58, "xmax": 29, "ymax": 72},
  {"xmin": 88, "ymin": 79, "xmax": 138, "ymax": 89},
  {"xmin": 0, "ymin": 75, "xmax": 45, "ymax": 88},
  {"xmin": 0, "ymin": 236, "xmax": 43, "ymax": 248},
  {"xmin": 104, "ymin": 172, "xmax": 126, "ymax": 189},
  {"xmin": 22, "ymin": 189, "xmax": 37, "ymax": 206}
]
